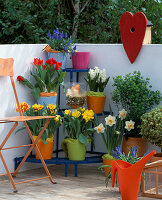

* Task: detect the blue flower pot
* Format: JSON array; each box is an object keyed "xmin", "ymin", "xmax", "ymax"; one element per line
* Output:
[
  {"xmin": 48, "ymin": 52, "xmax": 68, "ymax": 69},
  {"xmin": 37, "ymin": 92, "xmax": 57, "ymax": 107}
]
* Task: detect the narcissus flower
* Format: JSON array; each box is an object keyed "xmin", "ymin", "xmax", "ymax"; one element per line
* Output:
[
  {"xmin": 105, "ymin": 115, "xmax": 116, "ymax": 126},
  {"xmin": 54, "ymin": 115, "xmax": 61, "ymax": 122},
  {"xmin": 16, "ymin": 102, "xmax": 30, "ymax": 113},
  {"xmin": 125, "ymin": 120, "xmax": 135, "ymax": 131},
  {"xmin": 72, "ymin": 110, "xmax": 81, "ymax": 118},
  {"xmin": 94, "ymin": 123, "xmax": 105, "ymax": 133},
  {"xmin": 17, "ymin": 76, "xmax": 24, "ymax": 82},
  {"xmin": 82, "ymin": 110, "xmax": 94, "ymax": 123},
  {"xmin": 119, "ymin": 109, "xmax": 127, "ymax": 120},
  {"xmin": 64, "ymin": 110, "xmax": 71, "ymax": 115},
  {"xmin": 33, "ymin": 58, "xmax": 43, "ymax": 66}
]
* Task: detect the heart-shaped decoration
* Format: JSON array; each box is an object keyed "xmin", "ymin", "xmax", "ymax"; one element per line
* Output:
[{"xmin": 120, "ymin": 12, "xmax": 147, "ymax": 64}]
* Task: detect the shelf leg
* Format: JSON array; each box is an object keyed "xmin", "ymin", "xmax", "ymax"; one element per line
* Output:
[
  {"xmin": 75, "ymin": 164, "xmax": 78, "ymax": 177},
  {"xmin": 65, "ymin": 164, "xmax": 68, "ymax": 177}
]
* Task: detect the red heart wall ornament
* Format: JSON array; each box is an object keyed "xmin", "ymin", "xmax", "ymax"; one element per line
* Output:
[{"xmin": 120, "ymin": 12, "xmax": 147, "ymax": 64}]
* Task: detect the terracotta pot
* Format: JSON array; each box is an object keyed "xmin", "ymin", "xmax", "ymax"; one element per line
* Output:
[
  {"xmin": 122, "ymin": 136, "xmax": 146, "ymax": 157},
  {"xmin": 68, "ymin": 104, "xmax": 84, "ymax": 109},
  {"xmin": 102, "ymin": 158, "xmax": 113, "ymax": 177},
  {"xmin": 33, "ymin": 136, "xmax": 54, "ymax": 160},
  {"xmin": 37, "ymin": 92, "xmax": 57, "ymax": 106},
  {"xmin": 87, "ymin": 95, "xmax": 106, "ymax": 114}
]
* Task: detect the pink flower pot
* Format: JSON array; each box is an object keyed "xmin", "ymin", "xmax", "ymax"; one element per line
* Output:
[{"xmin": 72, "ymin": 52, "xmax": 90, "ymax": 69}]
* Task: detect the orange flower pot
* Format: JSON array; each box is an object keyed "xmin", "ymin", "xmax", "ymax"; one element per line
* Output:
[
  {"xmin": 122, "ymin": 136, "xmax": 146, "ymax": 157},
  {"xmin": 102, "ymin": 158, "xmax": 113, "ymax": 177},
  {"xmin": 111, "ymin": 151, "xmax": 156, "ymax": 200},
  {"xmin": 33, "ymin": 136, "xmax": 54, "ymax": 160},
  {"xmin": 87, "ymin": 95, "xmax": 106, "ymax": 114}
]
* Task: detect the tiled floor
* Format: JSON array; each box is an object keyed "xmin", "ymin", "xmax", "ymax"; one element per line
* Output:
[{"xmin": 0, "ymin": 164, "xmax": 160, "ymax": 200}]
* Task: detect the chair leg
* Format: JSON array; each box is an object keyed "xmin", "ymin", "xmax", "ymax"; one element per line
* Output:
[
  {"xmin": 13, "ymin": 120, "xmax": 55, "ymax": 183},
  {"xmin": 0, "ymin": 151, "xmax": 18, "ymax": 192}
]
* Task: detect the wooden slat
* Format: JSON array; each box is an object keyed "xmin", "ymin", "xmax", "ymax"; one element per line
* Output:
[{"xmin": 0, "ymin": 115, "xmax": 55, "ymax": 122}]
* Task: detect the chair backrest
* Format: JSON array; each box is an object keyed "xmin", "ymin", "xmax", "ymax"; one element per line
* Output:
[
  {"xmin": 0, "ymin": 58, "xmax": 14, "ymax": 76},
  {"xmin": 0, "ymin": 58, "xmax": 23, "ymax": 116}
]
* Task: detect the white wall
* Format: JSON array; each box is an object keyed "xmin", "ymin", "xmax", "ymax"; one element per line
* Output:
[{"xmin": 0, "ymin": 44, "xmax": 161, "ymax": 173}]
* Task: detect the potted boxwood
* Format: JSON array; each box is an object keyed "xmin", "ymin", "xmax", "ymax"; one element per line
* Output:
[
  {"xmin": 17, "ymin": 57, "xmax": 66, "ymax": 106},
  {"xmin": 45, "ymin": 28, "xmax": 76, "ymax": 69},
  {"xmin": 112, "ymin": 71, "xmax": 162, "ymax": 156},
  {"xmin": 140, "ymin": 106, "xmax": 162, "ymax": 161},
  {"xmin": 85, "ymin": 66, "xmax": 110, "ymax": 114},
  {"xmin": 61, "ymin": 108, "xmax": 95, "ymax": 161},
  {"xmin": 16, "ymin": 102, "xmax": 62, "ymax": 160},
  {"xmin": 95, "ymin": 109, "xmax": 134, "ymax": 176}
]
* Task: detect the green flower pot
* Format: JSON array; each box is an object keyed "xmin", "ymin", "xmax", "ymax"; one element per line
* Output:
[{"xmin": 61, "ymin": 138, "xmax": 86, "ymax": 161}]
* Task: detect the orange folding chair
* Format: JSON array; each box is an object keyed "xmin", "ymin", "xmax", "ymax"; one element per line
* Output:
[{"xmin": 0, "ymin": 58, "xmax": 55, "ymax": 192}]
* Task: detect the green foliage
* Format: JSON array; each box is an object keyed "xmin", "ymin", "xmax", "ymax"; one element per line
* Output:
[
  {"xmin": 17, "ymin": 58, "xmax": 66, "ymax": 99},
  {"xmin": 0, "ymin": 0, "xmax": 161, "ymax": 44},
  {"xmin": 63, "ymin": 108, "xmax": 95, "ymax": 146},
  {"xmin": 140, "ymin": 106, "xmax": 162, "ymax": 149},
  {"xmin": 16, "ymin": 103, "xmax": 62, "ymax": 144},
  {"xmin": 112, "ymin": 71, "xmax": 162, "ymax": 137}
]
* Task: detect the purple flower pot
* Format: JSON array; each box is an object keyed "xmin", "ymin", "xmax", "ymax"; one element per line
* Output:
[{"xmin": 72, "ymin": 52, "xmax": 90, "ymax": 69}]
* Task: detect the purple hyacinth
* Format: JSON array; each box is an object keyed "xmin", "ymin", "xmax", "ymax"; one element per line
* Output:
[
  {"xmin": 112, "ymin": 146, "xmax": 122, "ymax": 159},
  {"xmin": 130, "ymin": 146, "xmax": 138, "ymax": 158},
  {"xmin": 47, "ymin": 30, "xmax": 51, "ymax": 38},
  {"xmin": 64, "ymin": 32, "xmax": 67, "ymax": 39},
  {"xmin": 56, "ymin": 28, "xmax": 59, "ymax": 34}
]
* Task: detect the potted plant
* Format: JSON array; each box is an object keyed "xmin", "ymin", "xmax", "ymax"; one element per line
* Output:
[
  {"xmin": 45, "ymin": 28, "xmax": 76, "ymax": 69},
  {"xmin": 72, "ymin": 51, "xmax": 90, "ymax": 69},
  {"xmin": 140, "ymin": 106, "xmax": 162, "ymax": 161},
  {"xmin": 16, "ymin": 102, "xmax": 62, "ymax": 160},
  {"xmin": 61, "ymin": 108, "xmax": 95, "ymax": 161},
  {"xmin": 95, "ymin": 109, "xmax": 134, "ymax": 176},
  {"xmin": 66, "ymin": 82, "xmax": 87, "ymax": 110},
  {"xmin": 112, "ymin": 71, "xmax": 162, "ymax": 156},
  {"xmin": 17, "ymin": 57, "xmax": 66, "ymax": 105},
  {"xmin": 100, "ymin": 146, "xmax": 141, "ymax": 187},
  {"xmin": 85, "ymin": 66, "xmax": 110, "ymax": 113}
]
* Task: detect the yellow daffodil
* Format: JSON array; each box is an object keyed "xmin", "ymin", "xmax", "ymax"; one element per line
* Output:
[
  {"xmin": 16, "ymin": 102, "xmax": 30, "ymax": 113},
  {"xmin": 125, "ymin": 120, "xmax": 135, "ymax": 131},
  {"xmin": 54, "ymin": 115, "xmax": 61, "ymax": 122},
  {"xmin": 82, "ymin": 109, "xmax": 94, "ymax": 123},
  {"xmin": 80, "ymin": 107, "xmax": 85, "ymax": 112},
  {"xmin": 72, "ymin": 110, "xmax": 81, "ymax": 118},
  {"xmin": 64, "ymin": 110, "xmax": 71, "ymax": 115},
  {"xmin": 105, "ymin": 115, "xmax": 116, "ymax": 126},
  {"xmin": 94, "ymin": 123, "xmax": 105, "ymax": 133},
  {"xmin": 119, "ymin": 109, "xmax": 127, "ymax": 120}
]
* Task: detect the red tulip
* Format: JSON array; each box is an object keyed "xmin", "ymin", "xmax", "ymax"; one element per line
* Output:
[
  {"xmin": 33, "ymin": 58, "xmax": 43, "ymax": 66},
  {"xmin": 55, "ymin": 62, "xmax": 62, "ymax": 70},
  {"xmin": 45, "ymin": 58, "xmax": 57, "ymax": 65},
  {"xmin": 17, "ymin": 76, "xmax": 24, "ymax": 82}
]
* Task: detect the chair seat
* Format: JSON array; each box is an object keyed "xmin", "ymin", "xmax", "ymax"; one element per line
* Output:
[{"xmin": 0, "ymin": 116, "xmax": 55, "ymax": 122}]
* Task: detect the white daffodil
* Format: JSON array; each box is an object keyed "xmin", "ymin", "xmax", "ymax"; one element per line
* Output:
[
  {"xmin": 125, "ymin": 120, "xmax": 135, "ymax": 131},
  {"xmin": 119, "ymin": 109, "xmax": 127, "ymax": 120},
  {"xmin": 105, "ymin": 115, "xmax": 116, "ymax": 126},
  {"xmin": 94, "ymin": 123, "xmax": 105, "ymax": 133}
]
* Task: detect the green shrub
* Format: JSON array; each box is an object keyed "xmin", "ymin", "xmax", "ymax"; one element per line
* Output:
[
  {"xmin": 112, "ymin": 71, "xmax": 162, "ymax": 137},
  {"xmin": 140, "ymin": 106, "xmax": 162, "ymax": 150}
]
